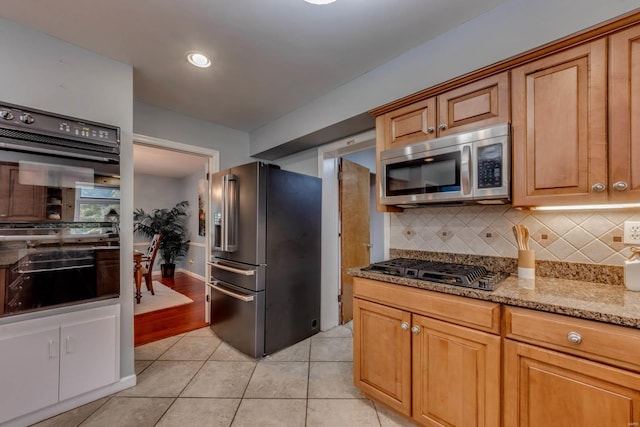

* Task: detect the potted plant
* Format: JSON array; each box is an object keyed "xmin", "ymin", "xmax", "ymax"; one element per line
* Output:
[{"xmin": 133, "ymin": 200, "xmax": 190, "ymax": 278}]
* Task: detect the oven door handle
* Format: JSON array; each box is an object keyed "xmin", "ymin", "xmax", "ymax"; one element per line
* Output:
[
  {"xmin": 0, "ymin": 141, "xmax": 116, "ymax": 163},
  {"xmin": 208, "ymin": 262, "xmax": 255, "ymax": 276},
  {"xmin": 461, "ymin": 145, "xmax": 471, "ymax": 195},
  {"xmin": 207, "ymin": 281, "xmax": 254, "ymax": 302},
  {"xmin": 16, "ymin": 264, "xmax": 94, "ymax": 274}
]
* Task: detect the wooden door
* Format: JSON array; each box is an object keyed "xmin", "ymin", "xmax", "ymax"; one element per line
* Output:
[
  {"xmin": 353, "ymin": 298, "xmax": 412, "ymax": 416},
  {"xmin": 610, "ymin": 23, "xmax": 640, "ymax": 202},
  {"xmin": 339, "ymin": 158, "xmax": 370, "ymax": 324},
  {"xmin": 383, "ymin": 98, "xmax": 437, "ymax": 149},
  {"xmin": 504, "ymin": 339, "xmax": 640, "ymax": 427},
  {"xmin": 511, "ymin": 40, "xmax": 607, "ymax": 207},
  {"xmin": 412, "ymin": 314, "xmax": 501, "ymax": 427},
  {"xmin": 437, "ymin": 71, "xmax": 510, "ymax": 137}
]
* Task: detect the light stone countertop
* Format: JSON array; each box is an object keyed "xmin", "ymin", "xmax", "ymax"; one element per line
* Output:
[{"xmin": 348, "ymin": 267, "xmax": 640, "ymax": 329}]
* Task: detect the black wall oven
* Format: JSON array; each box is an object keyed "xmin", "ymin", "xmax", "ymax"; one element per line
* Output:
[{"xmin": 0, "ymin": 101, "xmax": 120, "ymax": 317}]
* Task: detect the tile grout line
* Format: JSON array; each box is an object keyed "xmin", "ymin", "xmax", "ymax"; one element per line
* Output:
[{"xmin": 305, "ymin": 338, "xmax": 312, "ymax": 427}]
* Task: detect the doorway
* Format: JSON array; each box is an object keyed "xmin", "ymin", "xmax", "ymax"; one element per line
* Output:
[
  {"xmin": 318, "ymin": 130, "xmax": 387, "ymax": 330},
  {"xmin": 132, "ymin": 133, "xmax": 219, "ymax": 345}
]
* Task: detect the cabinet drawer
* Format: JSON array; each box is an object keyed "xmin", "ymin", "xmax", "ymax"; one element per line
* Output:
[
  {"xmin": 353, "ymin": 278, "xmax": 500, "ymax": 334},
  {"xmin": 504, "ymin": 306, "xmax": 640, "ymax": 372}
]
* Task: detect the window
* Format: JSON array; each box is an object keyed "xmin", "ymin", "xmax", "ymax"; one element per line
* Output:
[{"xmin": 75, "ymin": 184, "xmax": 121, "ymax": 222}]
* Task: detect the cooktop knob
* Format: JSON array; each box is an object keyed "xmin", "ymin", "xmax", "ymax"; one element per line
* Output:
[
  {"xmin": 0, "ymin": 110, "xmax": 14, "ymax": 120},
  {"xmin": 20, "ymin": 113, "xmax": 34, "ymax": 124}
]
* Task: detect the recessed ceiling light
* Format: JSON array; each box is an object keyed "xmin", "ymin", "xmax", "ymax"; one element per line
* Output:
[
  {"xmin": 187, "ymin": 52, "xmax": 211, "ymax": 68},
  {"xmin": 304, "ymin": 0, "xmax": 336, "ymax": 4}
]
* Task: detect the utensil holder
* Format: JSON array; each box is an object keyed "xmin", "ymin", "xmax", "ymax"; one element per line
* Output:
[{"xmin": 517, "ymin": 249, "xmax": 535, "ymax": 279}]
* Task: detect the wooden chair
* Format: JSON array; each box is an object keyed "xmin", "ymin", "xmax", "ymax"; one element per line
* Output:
[{"xmin": 134, "ymin": 234, "xmax": 161, "ymax": 303}]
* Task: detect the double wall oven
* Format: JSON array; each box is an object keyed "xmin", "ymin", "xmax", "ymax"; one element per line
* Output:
[{"xmin": 0, "ymin": 101, "xmax": 120, "ymax": 317}]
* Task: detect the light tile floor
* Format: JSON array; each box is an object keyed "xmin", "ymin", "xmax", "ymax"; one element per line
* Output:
[{"xmin": 32, "ymin": 323, "xmax": 417, "ymax": 427}]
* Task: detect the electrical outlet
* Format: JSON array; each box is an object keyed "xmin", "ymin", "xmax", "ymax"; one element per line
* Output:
[{"xmin": 624, "ymin": 221, "xmax": 640, "ymax": 244}]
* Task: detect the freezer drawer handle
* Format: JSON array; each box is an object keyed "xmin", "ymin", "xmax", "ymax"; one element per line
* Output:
[
  {"xmin": 209, "ymin": 262, "xmax": 255, "ymax": 276},
  {"xmin": 207, "ymin": 282, "xmax": 255, "ymax": 302}
]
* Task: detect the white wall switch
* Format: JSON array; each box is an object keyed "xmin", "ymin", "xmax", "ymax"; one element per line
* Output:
[{"xmin": 624, "ymin": 221, "xmax": 640, "ymax": 244}]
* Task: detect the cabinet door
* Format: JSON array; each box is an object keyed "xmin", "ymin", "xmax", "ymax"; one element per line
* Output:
[
  {"xmin": 0, "ymin": 164, "xmax": 47, "ymax": 220},
  {"xmin": 383, "ymin": 97, "xmax": 437, "ymax": 149},
  {"xmin": 59, "ymin": 312, "xmax": 119, "ymax": 401},
  {"xmin": 353, "ymin": 298, "xmax": 412, "ymax": 416},
  {"xmin": 0, "ymin": 326, "xmax": 60, "ymax": 424},
  {"xmin": 512, "ymin": 40, "xmax": 607, "ymax": 207},
  {"xmin": 504, "ymin": 340, "xmax": 640, "ymax": 427},
  {"xmin": 610, "ymin": 24, "xmax": 640, "ymax": 202},
  {"xmin": 437, "ymin": 72, "xmax": 510, "ymax": 137},
  {"xmin": 412, "ymin": 314, "xmax": 500, "ymax": 427}
]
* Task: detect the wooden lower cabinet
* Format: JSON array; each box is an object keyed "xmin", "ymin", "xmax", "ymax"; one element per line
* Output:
[
  {"xmin": 413, "ymin": 315, "xmax": 500, "ymax": 427},
  {"xmin": 503, "ymin": 339, "xmax": 640, "ymax": 427},
  {"xmin": 354, "ymin": 298, "xmax": 412, "ymax": 416},
  {"xmin": 353, "ymin": 296, "xmax": 500, "ymax": 426}
]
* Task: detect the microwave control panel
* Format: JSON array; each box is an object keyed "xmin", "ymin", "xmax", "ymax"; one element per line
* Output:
[{"xmin": 477, "ymin": 143, "xmax": 503, "ymax": 189}]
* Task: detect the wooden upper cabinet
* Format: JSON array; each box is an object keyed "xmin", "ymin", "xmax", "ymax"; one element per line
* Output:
[
  {"xmin": 609, "ymin": 23, "xmax": 640, "ymax": 202},
  {"xmin": 380, "ymin": 72, "xmax": 510, "ymax": 151},
  {"xmin": 437, "ymin": 72, "xmax": 510, "ymax": 137},
  {"xmin": 382, "ymin": 97, "xmax": 437, "ymax": 150},
  {"xmin": 511, "ymin": 40, "xmax": 608, "ymax": 207},
  {"xmin": 0, "ymin": 164, "xmax": 46, "ymax": 221}
]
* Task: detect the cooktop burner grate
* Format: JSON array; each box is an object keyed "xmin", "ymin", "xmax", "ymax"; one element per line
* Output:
[{"xmin": 364, "ymin": 258, "xmax": 508, "ymax": 291}]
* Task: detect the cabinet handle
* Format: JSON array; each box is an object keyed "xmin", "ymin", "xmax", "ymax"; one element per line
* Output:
[
  {"xmin": 567, "ymin": 331, "xmax": 582, "ymax": 344},
  {"xmin": 612, "ymin": 181, "xmax": 629, "ymax": 191},
  {"xmin": 49, "ymin": 340, "xmax": 58, "ymax": 359},
  {"xmin": 411, "ymin": 325, "xmax": 421, "ymax": 334},
  {"xmin": 438, "ymin": 123, "xmax": 447, "ymax": 131},
  {"xmin": 591, "ymin": 183, "xmax": 606, "ymax": 193},
  {"xmin": 426, "ymin": 126, "xmax": 435, "ymax": 134},
  {"xmin": 401, "ymin": 321, "xmax": 409, "ymax": 331}
]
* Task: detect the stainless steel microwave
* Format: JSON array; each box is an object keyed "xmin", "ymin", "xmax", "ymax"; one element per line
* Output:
[{"xmin": 380, "ymin": 123, "xmax": 510, "ymax": 207}]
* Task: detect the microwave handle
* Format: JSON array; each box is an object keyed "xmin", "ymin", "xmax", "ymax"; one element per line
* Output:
[{"xmin": 461, "ymin": 145, "xmax": 471, "ymax": 195}]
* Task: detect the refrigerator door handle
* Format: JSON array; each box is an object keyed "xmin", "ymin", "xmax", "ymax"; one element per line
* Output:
[
  {"xmin": 222, "ymin": 174, "xmax": 239, "ymax": 252},
  {"xmin": 209, "ymin": 262, "xmax": 255, "ymax": 276},
  {"xmin": 207, "ymin": 281, "xmax": 255, "ymax": 302}
]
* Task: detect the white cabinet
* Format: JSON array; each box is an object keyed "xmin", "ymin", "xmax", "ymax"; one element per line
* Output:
[
  {"xmin": 0, "ymin": 305, "xmax": 120, "ymax": 424},
  {"xmin": 0, "ymin": 326, "xmax": 60, "ymax": 423}
]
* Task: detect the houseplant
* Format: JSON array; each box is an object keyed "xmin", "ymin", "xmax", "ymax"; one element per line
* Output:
[{"xmin": 133, "ymin": 200, "xmax": 190, "ymax": 278}]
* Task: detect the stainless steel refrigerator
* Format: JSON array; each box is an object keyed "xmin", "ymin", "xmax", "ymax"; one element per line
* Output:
[{"xmin": 208, "ymin": 161, "xmax": 321, "ymax": 357}]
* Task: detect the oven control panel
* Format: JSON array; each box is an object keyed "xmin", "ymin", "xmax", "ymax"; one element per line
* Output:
[{"xmin": 0, "ymin": 101, "xmax": 120, "ymax": 149}]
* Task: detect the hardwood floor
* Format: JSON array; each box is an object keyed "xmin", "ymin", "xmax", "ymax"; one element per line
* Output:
[{"xmin": 134, "ymin": 271, "xmax": 208, "ymax": 346}]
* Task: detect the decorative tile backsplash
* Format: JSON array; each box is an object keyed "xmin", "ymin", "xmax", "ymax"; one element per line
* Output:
[{"xmin": 390, "ymin": 206, "xmax": 640, "ymax": 266}]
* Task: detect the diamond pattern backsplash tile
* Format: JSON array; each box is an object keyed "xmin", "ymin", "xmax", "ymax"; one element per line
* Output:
[{"xmin": 390, "ymin": 206, "xmax": 640, "ymax": 266}]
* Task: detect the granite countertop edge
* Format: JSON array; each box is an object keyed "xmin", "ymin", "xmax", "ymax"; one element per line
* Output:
[{"xmin": 348, "ymin": 268, "xmax": 640, "ymax": 329}]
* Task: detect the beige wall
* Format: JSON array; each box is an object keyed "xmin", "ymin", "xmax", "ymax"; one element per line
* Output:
[{"xmin": 390, "ymin": 206, "xmax": 640, "ymax": 266}]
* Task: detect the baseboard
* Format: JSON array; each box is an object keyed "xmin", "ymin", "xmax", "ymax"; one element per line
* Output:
[
  {"xmin": 177, "ymin": 268, "xmax": 205, "ymax": 281},
  {"xmin": 2, "ymin": 375, "xmax": 137, "ymax": 427}
]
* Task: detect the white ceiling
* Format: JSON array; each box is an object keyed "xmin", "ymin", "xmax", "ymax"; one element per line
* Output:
[
  {"xmin": 0, "ymin": 0, "xmax": 507, "ymax": 133},
  {"xmin": 133, "ymin": 144, "xmax": 208, "ymax": 178}
]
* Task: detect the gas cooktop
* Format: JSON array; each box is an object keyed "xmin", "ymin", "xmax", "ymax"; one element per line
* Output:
[{"xmin": 363, "ymin": 258, "xmax": 508, "ymax": 291}]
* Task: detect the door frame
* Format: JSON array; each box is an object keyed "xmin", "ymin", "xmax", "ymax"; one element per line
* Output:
[
  {"xmin": 317, "ymin": 129, "xmax": 390, "ymax": 331},
  {"xmin": 133, "ymin": 133, "xmax": 219, "ymax": 323}
]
